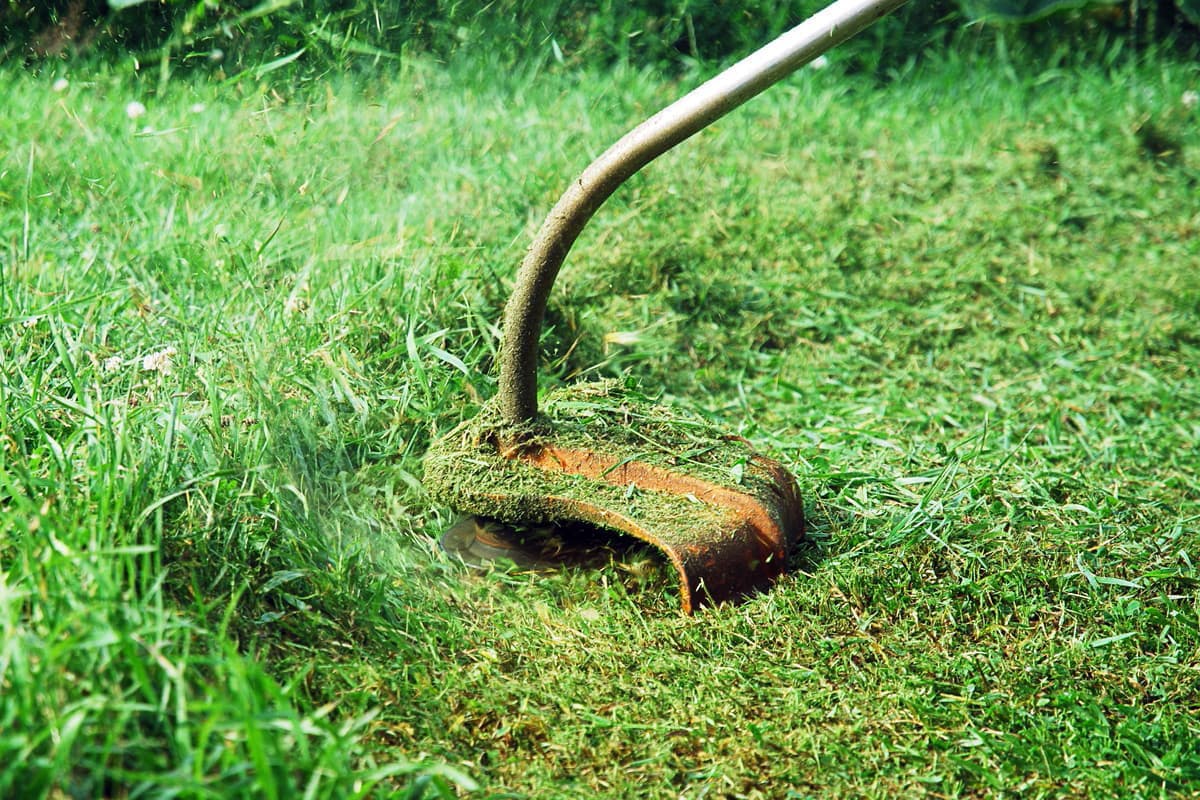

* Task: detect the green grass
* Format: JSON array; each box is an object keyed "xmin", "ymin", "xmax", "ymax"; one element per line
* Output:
[{"xmin": 2, "ymin": 46, "xmax": 1199, "ymax": 798}]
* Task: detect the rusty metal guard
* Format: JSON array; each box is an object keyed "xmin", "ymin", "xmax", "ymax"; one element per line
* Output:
[{"xmin": 424, "ymin": 382, "xmax": 804, "ymax": 613}]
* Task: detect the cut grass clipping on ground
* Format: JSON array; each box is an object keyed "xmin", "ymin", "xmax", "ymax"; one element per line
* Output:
[{"xmin": 2, "ymin": 49, "xmax": 1199, "ymax": 797}]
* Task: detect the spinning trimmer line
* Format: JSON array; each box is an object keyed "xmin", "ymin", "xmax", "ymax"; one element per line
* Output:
[{"xmin": 424, "ymin": 0, "xmax": 910, "ymax": 613}]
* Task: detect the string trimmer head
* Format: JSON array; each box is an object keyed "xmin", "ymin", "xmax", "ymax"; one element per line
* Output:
[{"xmin": 424, "ymin": 382, "xmax": 803, "ymax": 612}]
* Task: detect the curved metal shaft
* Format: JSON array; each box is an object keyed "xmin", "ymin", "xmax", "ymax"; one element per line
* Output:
[{"xmin": 497, "ymin": 0, "xmax": 910, "ymax": 423}]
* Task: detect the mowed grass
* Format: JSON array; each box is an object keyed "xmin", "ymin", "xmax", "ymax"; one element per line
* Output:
[{"xmin": 1, "ymin": 45, "xmax": 1198, "ymax": 798}]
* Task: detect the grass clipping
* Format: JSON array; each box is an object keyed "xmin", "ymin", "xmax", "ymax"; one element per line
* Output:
[{"xmin": 424, "ymin": 380, "xmax": 795, "ymax": 552}]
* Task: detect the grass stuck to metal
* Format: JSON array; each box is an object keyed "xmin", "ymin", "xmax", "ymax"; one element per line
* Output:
[{"xmin": 425, "ymin": 381, "xmax": 804, "ymax": 612}]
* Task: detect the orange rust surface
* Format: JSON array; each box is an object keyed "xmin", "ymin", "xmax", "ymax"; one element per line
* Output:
[
  {"xmin": 522, "ymin": 444, "xmax": 791, "ymax": 553},
  {"xmin": 503, "ymin": 441, "xmax": 803, "ymax": 612}
]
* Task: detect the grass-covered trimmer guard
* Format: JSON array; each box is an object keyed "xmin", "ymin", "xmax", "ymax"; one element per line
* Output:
[{"xmin": 425, "ymin": 0, "xmax": 910, "ymax": 613}]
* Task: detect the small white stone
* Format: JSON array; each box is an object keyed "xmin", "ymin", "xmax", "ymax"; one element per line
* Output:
[{"xmin": 141, "ymin": 347, "xmax": 177, "ymax": 375}]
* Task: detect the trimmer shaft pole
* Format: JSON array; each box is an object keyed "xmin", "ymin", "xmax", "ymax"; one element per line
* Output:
[{"xmin": 496, "ymin": 0, "xmax": 911, "ymax": 423}]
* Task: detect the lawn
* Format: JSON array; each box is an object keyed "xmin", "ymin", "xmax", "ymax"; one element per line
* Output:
[{"xmin": 1, "ymin": 41, "xmax": 1199, "ymax": 798}]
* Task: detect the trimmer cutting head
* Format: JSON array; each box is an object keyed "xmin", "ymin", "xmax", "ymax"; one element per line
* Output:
[{"xmin": 424, "ymin": 381, "xmax": 804, "ymax": 613}]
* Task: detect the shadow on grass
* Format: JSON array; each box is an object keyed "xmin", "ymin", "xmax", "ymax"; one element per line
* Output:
[
  {"xmin": 445, "ymin": 511, "xmax": 830, "ymax": 611},
  {"xmin": 787, "ymin": 499, "xmax": 841, "ymax": 575}
]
